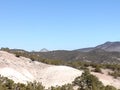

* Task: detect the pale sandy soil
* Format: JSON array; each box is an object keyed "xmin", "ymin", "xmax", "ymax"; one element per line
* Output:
[
  {"xmin": 0, "ymin": 51, "xmax": 83, "ymax": 88},
  {"xmin": 91, "ymin": 69, "xmax": 120, "ymax": 89}
]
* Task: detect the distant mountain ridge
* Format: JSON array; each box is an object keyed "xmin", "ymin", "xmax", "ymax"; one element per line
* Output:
[
  {"xmin": 77, "ymin": 41, "xmax": 120, "ymax": 52},
  {"xmin": 40, "ymin": 48, "xmax": 49, "ymax": 52},
  {"xmin": 2, "ymin": 41, "xmax": 120, "ymax": 64},
  {"xmin": 35, "ymin": 41, "xmax": 120, "ymax": 64}
]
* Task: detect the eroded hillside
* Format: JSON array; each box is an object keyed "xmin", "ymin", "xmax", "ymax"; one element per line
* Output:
[{"xmin": 0, "ymin": 51, "xmax": 82, "ymax": 88}]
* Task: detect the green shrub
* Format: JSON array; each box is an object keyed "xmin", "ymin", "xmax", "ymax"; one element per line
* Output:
[
  {"xmin": 94, "ymin": 66, "xmax": 102, "ymax": 73},
  {"xmin": 105, "ymin": 85, "xmax": 117, "ymax": 90}
]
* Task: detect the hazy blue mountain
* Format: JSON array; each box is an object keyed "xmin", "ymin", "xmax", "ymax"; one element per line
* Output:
[
  {"xmin": 40, "ymin": 48, "xmax": 49, "ymax": 52},
  {"xmin": 96, "ymin": 41, "xmax": 120, "ymax": 52},
  {"xmin": 77, "ymin": 41, "xmax": 120, "ymax": 52}
]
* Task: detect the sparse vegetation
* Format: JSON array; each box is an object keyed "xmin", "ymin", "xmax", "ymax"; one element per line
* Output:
[
  {"xmin": 109, "ymin": 71, "xmax": 120, "ymax": 78},
  {"xmin": 105, "ymin": 85, "xmax": 117, "ymax": 90},
  {"xmin": 94, "ymin": 65, "xmax": 102, "ymax": 73},
  {"xmin": 0, "ymin": 72, "xmax": 118, "ymax": 90},
  {"xmin": 1, "ymin": 48, "xmax": 120, "ymax": 89},
  {"xmin": 73, "ymin": 70, "xmax": 105, "ymax": 90},
  {"xmin": 0, "ymin": 75, "xmax": 45, "ymax": 90}
]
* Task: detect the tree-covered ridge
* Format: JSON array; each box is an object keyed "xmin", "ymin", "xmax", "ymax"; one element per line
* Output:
[{"xmin": 1, "ymin": 47, "xmax": 120, "ymax": 63}]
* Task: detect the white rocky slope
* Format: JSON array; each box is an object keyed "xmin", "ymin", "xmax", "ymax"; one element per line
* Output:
[
  {"xmin": 0, "ymin": 51, "xmax": 82, "ymax": 88},
  {"xmin": 91, "ymin": 69, "xmax": 120, "ymax": 89}
]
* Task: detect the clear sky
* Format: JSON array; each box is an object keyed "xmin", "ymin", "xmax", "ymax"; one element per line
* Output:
[{"xmin": 0, "ymin": 0, "xmax": 120, "ymax": 51}]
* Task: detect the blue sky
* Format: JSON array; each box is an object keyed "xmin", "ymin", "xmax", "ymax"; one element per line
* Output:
[{"xmin": 0, "ymin": 0, "xmax": 120, "ymax": 51}]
